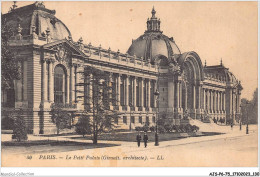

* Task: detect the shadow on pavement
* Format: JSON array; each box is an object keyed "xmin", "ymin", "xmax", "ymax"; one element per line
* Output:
[{"xmin": 2, "ymin": 140, "xmax": 119, "ymax": 154}]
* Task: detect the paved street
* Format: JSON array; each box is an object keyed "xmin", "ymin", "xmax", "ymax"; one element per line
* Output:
[{"xmin": 1, "ymin": 124, "xmax": 258, "ymax": 167}]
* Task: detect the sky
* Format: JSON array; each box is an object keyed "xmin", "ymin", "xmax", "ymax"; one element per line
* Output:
[{"xmin": 2, "ymin": 1, "xmax": 258, "ymax": 100}]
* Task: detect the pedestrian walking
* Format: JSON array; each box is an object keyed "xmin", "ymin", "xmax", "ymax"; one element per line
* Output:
[
  {"xmin": 143, "ymin": 132, "xmax": 148, "ymax": 148},
  {"xmin": 136, "ymin": 132, "xmax": 141, "ymax": 147}
]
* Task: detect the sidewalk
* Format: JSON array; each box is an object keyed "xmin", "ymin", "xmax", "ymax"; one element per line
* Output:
[{"xmin": 2, "ymin": 124, "xmax": 257, "ymax": 152}]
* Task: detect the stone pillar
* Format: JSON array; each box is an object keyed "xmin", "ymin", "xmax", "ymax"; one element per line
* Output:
[
  {"xmin": 49, "ymin": 60, "xmax": 54, "ymax": 103},
  {"xmin": 125, "ymin": 75, "xmax": 129, "ymax": 109},
  {"xmin": 89, "ymin": 74, "xmax": 93, "ymax": 108},
  {"xmin": 117, "ymin": 74, "xmax": 121, "ymax": 106},
  {"xmin": 214, "ymin": 91, "xmax": 217, "ymax": 113},
  {"xmin": 203, "ymin": 88, "xmax": 206, "ymax": 110},
  {"xmin": 223, "ymin": 92, "xmax": 226, "ymax": 112},
  {"xmin": 42, "ymin": 59, "xmax": 48, "ymax": 102},
  {"xmin": 140, "ymin": 78, "xmax": 144, "ymax": 108},
  {"xmin": 74, "ymin": 65, "xmax": 78, "ymax": 102},
  {"xmin": 211, "ymin": 90, "xmax": 214, "ymax": 113},
  {"xmin": 167, "ymin": 77, "xmax": 174, "ymax": 112},
  {"xmin": 147, "ymin": 79, "xmax": 150, "ymax": 108},
  {"xmin": 133, "ymin": 76, "xmax": 136, "ymax": 107},
  {"xmin": 108, "ymin": 73, "xmax": 113, "ymax": 108},
  {"xmin": 23, "ymin": 60, "xmax": 28, "ymax": 101},
  {"xmin": 193, "ymin": 85, "xmax": 196, "ymax": 109},
  {"xmin": 154, "ymin": 80, "xmax": 157, "ymax": 108},
  {"xmin": 198, "ymin": 85, "xmax": 201, "ymax": 109},
  {"xmin": 66, "ymin": 72, "xmax": 70, "ymax": 104},
  {"xmin": 176, "ymin": 80, "xmax": 179, "ymax": 109},
  {"xmin": 70, "ymin": 64, "xmax": 75, "ymax": 103},
  {"xmin": 180, "ymin": 81, "xmax": 182, "ymax": 109}
]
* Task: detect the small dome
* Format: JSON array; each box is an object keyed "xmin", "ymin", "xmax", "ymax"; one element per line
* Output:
[
  {"xmin": 3, "ymin": 2, "xmax": 71, "ymax": 41},
  {"xmin": 127, "ymin": 7, "xmax": 181, "ymax": 61}
]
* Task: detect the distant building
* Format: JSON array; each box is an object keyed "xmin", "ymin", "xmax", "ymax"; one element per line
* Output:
[{"xmin": 2, "ymin": 2, "xmax": 243, "ymax": 134}]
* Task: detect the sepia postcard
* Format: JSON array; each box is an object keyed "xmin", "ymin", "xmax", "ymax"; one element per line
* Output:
[{"xmin": 1, "ymin": 1, "xmax": 259, "ymax": 173}]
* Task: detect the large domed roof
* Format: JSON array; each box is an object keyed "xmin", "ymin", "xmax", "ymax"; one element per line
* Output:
[
  {"xmin": 3, "ymin": 2, "xmax": 71, "ymax": 41},
  {"xmin": 127, "ymin": 7, "xmax": 181, "ymax": 61}
]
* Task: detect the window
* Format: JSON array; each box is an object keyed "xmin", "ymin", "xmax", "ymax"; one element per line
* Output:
[
  {"xmin": 146, "ymin": 116, "xmax": 150, "ymax": 126},
  {"xmin": 123, "ymin": 116, "xmax": 127, "ymax": 124},
  {"xmin": 54, "ymin": 65, "xmax": 66, "ymax": 104},
  {"xmin": 139, "ymin": 116, "xmax": 142, "ymax": 124},
  {"xmin": 114, "ymin": 117, "xmax": 118, "ymax": 125},
  {"xmin": 131, "ymin": 116, "xmax": 135, "ymax": 123}
]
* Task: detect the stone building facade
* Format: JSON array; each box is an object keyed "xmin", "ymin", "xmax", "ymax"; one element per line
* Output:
[{"xmin": 2, "ymin": 3, "xmax": 243, "ymax": 134}]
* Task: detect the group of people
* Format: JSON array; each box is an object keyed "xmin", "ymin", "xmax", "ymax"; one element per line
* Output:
[{"xmin": 136, "ymin": 132, "xmax": 148, "ymax": 148}]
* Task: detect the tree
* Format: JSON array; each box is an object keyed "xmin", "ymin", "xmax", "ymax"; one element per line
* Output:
[
  {"xmin": 1, "ymin": 15, "xmax": 21, "ymax": 90},
  {"xmin": 75, "ymin": 112, "xmax": 92, "ymax": 137},
  {"xmin": 77, "ymin": 66, "xmax": 120, "ymax": 144},
  {"xmin": 241, "ymin": 88, "xmax": 258, "ymax": 124},
  {"xmin": 50, "ymin": 104, "xmax": 72, "ymax": 135},
  {"xmin": 13, "ymin": 109, "xmax": 28, "ymax": 142},
  {"xmin": 249, "ymin": 88, "xmax": 258, "ymax": 124}
]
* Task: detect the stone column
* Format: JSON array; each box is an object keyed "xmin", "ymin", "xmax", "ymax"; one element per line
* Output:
[
  {"xmin": 167, "ymin": 77, "xmax": 174, "ymax": 111},
  {"xmin": 180, "ymin": 81, "xmax": 182, "ymax": 109},
  {"xmin": 74, "ymin": 65, "xmax": 78, "ymax": 102},
  {"xmin": 154, "ymin": 80, "xmax": 157, "ymax": 108},
  {"xmin": 176, "ymin": 80, "xmax": 179, "ymax": 109},
  {"xmin": 147, "ymin": 79, "xmax": 150, "ymax": 108},
  {"xmin": 193, "ymin": 85, "xmax": 196, "ymax": 109},
  {"xmin": 42, "ymin": 59, "xmax": 48, "ymax": 102},
  {"xmin": 89, "ymin": 74, "xmax": 93, "ymax": 108},
  {"xmin": 66, "ymin": 72, "xmax": 70, "ymax": 104},
  {"xmin": 117, "ymin": 74, "xmax": 121, "ymax": 106},
  {"xmin": 125, "ymin": 75, "xmax": 129, "ymax": 107},
  {"xmin": 70, "ymin": 64, "xmax": 75, "ymax": 103},
  {"xmin": 108, "ymin": 73, "xmax": 113, "ymax": 108},
  {"xmin": 211, "ymin": 90, "xmax": 214, "ymax": 112},
  {"xmin": 140, "ymin": 78, "xmax": 144, "ymax": 108},
  {"xmin": 203, "ymin": 88, "xmax": 206, "ymax": 110},
  {"xmin": 23, "ymin": 60, "xmax": 27, "ymax": 101},
  {"xmin": 133, "ymin": 76, "xmax": 136, "ymax": 107},
  {"xmin": 214, "ymin": 91, "xmax": 217, "ymax": 113},
  {"xmin": 49, "ymin": 60, "xmax": 54, "ymax": 103},
  {"xmin": 198, "ymin": 85, "xmax": 201, "ymax": 109},
  {"xmin": 223, "ymin": 92, "xmax": 226, "ymax": 112}
]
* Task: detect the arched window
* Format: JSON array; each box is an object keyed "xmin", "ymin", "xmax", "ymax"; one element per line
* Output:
[{"xmin": 54, "ymin": 65, "xmax": 66, "ymax": 104}]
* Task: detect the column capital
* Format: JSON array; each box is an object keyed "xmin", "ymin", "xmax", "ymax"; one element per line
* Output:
[{"xmin": 41, "ymin": 58, "xmax": 48, "ymax": 63}]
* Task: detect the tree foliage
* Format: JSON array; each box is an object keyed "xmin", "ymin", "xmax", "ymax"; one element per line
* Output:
[
  {"xmin": 50, "ymin": 104, "xmax": 72, "ymax": 135},
  {"xmin": 241, "ymin": 88, "xmax": 258, "ymax": 124},
  {"xmin": 12, "ymin": 109, "xmax": 28, "ymax": 142},
  {"xmin": 75, "ymin": 112, "xmax": 92, "ymax": 137},
  {"xmin": 1, "ymin": 15, "xmax": 21, "ymax": 90},
  {"xmin": 77, "ymin": 66, "xmax": 120, "ymax": 144}
]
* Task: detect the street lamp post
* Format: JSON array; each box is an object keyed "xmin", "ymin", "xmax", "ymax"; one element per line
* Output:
[
  {"xmin": 239, "ymin": 105, "xmax": 242, "ymax": 131},
  {"xmin": 245, "ymin": 101, "xmax": 250, "ymax": 134},
  {"xmin": 154, "ymin": 89, "xmax": 159, "ymax": 146}
]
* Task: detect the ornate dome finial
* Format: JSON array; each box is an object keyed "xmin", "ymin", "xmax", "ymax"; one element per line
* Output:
[
  {"xmin": 220, "ymin": 58, "xmax": 223, "ymax": 66},
  {"xmin": 146, "ymin": 6, "xmax": 161, "ymax": 33},
  {"xmin": 204, "ymin": 60, "xmax": 207, "ymax": 67},
  {"xmin": 151, "ymin": 6, "xmax": 156, "ymax": 18}
]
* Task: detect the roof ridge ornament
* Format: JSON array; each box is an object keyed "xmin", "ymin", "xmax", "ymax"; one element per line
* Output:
[
  {"xmin": 9, "ymin": 1, "xmax": 17, "ymax": 13},
  {"xmin": 34, "ymin": 1, "xmax": 45, "ymax": 8}
]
